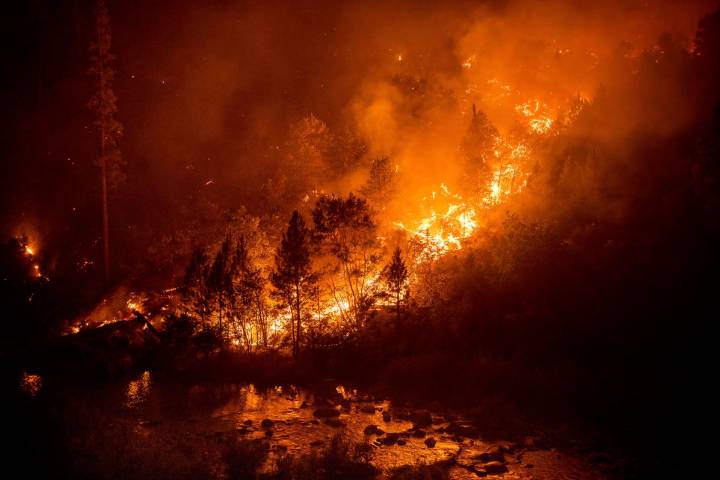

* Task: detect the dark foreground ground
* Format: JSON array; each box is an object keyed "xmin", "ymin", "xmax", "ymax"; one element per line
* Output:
[{"xmin": 1, "ymin": 332, "xmax": 702, "ymax": 480}]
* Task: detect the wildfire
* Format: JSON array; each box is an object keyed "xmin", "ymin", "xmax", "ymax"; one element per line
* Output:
[
  {"xmin": 515, "ymin": 99, "xmax": 554, "ymax": 134},
  {"xmin": 395, "ymin": 184, "xmax": 479, "ymax": 262}
]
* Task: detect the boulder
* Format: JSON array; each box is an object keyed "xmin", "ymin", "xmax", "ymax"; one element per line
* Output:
[
  {"xmin": 425, "ymin": 437, "xmax": 437, "ymax": 448},
  {"xmin": 483, "ymin": 461, "xmax": 507, "ymax": 474},
  {"xmin": 382, "ymin": 433, "xmax": 400, "ymax": 446},
  {"xmin": 364, "ymin": 424, "xmax": 380, "ymax": 435},
  {"xmin": 324, "ymin": 418, "xmax": 345, "ymax": 428},
  {"xmin": 313, "ymin": 407, "xmax": 341, "ymax": 418},
  {"xmin": 446, "ymin": 421, "xmax": 479, "ymax": 439},
  {"xmin": 382, "ymin": 412, "xmax": 391, "ymax": 422},
  {"xmin": 260, "ymin": 418, "xmax": 274, "ymax": 429},
  {"xmin": 476, "ymin": 447, "xmax": 504, "ymax": 463},
  {"xmin": 412, "ymin": 410, "xmax": 433, "ymax": 428}
]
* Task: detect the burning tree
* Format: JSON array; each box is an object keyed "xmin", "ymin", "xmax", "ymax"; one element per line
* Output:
[
  {"xmin": 180, "ymin": 247, "xmax": 211, "ymax": 328},
  {"xmin": 271, "ymin": 211, "xmax": 316, "ymax": 357},
  {"xmin": 228, "ymin": 235, "xmax": 266, "ymax": 350},
  {"xmin": 312, "ymin": 194, "xmax": 382, "ymax": 329},
  {"xmin": 206, "ymin": 236, "xmax": 233, "ymax": 339},
  {"xmin": 460, "ymin": 105, "xmax": 497, "ymax": 196},
  {"xmin": 88, "ymin": 0, "xmax": 124, "ymax": 283},
  {"xmin": 360, "ymin": 156, "xmax": 398, "ymax": 208}
]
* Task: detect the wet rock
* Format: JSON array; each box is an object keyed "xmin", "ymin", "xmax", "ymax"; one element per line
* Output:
[
  {"xmin": 412, "ymin": 410, "xmax": 433, "ymax": 428},
  {"xmin": 397, "ymin": 439, "xmax": 407, "ymax": 446},
  {"xmin": 310, "ymin": 440, "xmax": 325, "ymax": 447},
  {"xmin": 425, "ymin": 437, "xmax": 437, "ymax": 448},
  {"xmin": 264, "ymin": 429, "xmax": 273, "ymax": 437},
  {"xmin": 482, "ymin": 461, "xmax": 507, "ymax": 474},
  {"xmin": 446, "ymin": 422, "xmax": 479, "ymax": 439},
  {"xmin": 383, "ymin": 433, "xmax": 400, "ymax": 446},
  {"xmin": 382, "ymin": 411, "xmax": 391, "ymax": 422},
  {"xmin": 310, "ymin": 419, "xmax": 320, "ymax": 425},
  {"xmin": 324, "ymin": 418, "xmax": 345, "ymax": 428},
  {"xmin": 299, "ymin": 401, "xmax": 309, "ymax": 409},
  {"xmin": 475, "ymin": 447, "xmax": 504, "ymax": 463},
  {"xmin": 413, "ymin": 429, "xmax": 427, "ymax": 438},
  {"xmin": 524, "ymin": 463, "xmax": 534, "ymax": 468},
  {"xmin": 359, "ymin": 405, "xmax": 376, "ymax": 414},
  {"xmin": 313, "ymin": 407, "xmax": 340, "ymax": 418},
  {"xmin": 364, "ymin": 424, "xmax": 380, "ymax": 435},
  {"xmin": 243, "ymin": 419, "xmax": 253, "ymax": 425},
  {"xmin": 469, "ymin": 466, "xmax": 488, "ymax": 477},
  {"xmin": 260, "ymin": 418, "xmax": 274, "ymax": 429}
]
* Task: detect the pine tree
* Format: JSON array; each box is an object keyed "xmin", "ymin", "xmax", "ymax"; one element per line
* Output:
[
  {"xmin": 88, "ymin": 0, "xmax": 124, "ymax": 283},
  {"xmin": 180, "ymin": 247, "xmax": 210, "ymax": 328},
  {"xmin": 207, "ymin": 236, "xmax": 233, "ymax": 341},
  {"xmin": 229, "ymin": 235, "xmax": 263, "ymax": 351},
  {"xmin": 271, "ymin": 211, "xmax": 314, "ymax": 357},
  {"xmin": 312, "ymin": 193, "xmax": 382, "ymax": 329},
  {"xmin": 360, "ymin": 156, "xmax": 397, "ymax": 207},
  {"xmin": 382, "ymin": 247, "xmax": 409, "ymax": 326}
]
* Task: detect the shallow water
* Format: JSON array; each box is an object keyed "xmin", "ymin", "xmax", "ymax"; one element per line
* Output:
[{"xmin": 14, "ymin": 370, "xmax": 610, "ymax": 479}]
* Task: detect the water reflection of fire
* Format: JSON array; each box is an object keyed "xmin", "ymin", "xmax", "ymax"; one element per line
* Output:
[
  {"xmin": 125, "ymin": 370, "xmax": 152, "ymax": 408},
  {"xmin": 20, "ymin": 372, "xmax": 43, "ymax": 397}
]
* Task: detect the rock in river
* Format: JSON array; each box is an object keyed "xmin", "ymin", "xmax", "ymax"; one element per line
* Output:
[
  {"xmin": 364, "ymin": 424, "xmax": 380, "ymax": 435},
  {"xmin": 425, "ymin": 437, "xmax": 437, "ymax": 448},
  {"xmin": 483, "ymin": 461, "xmax": 508, "ymax": 474},
  {"xmin": 260, "ymin": 418, "xmax": 274, "ymax": 429},
  {"xmin": 382, "ymin": 433, "xmax": 400, "ymax": 446},
  {"xmin": 313, "ymin": 407, "xmax": 340, "ymax": 418}
]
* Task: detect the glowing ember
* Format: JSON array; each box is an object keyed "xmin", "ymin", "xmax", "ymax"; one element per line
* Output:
[
  {"xmin": 125, "ymin": 370, "xmax": 151, "ymax": 408},
  {"xmin": 20, "ymin": 372, "xmax": 42, "ymax": 397}
]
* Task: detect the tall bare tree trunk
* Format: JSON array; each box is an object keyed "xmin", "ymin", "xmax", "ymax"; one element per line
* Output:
[
  {"xmin": 295, "ymin": 281, "xmax": 301, "ymax": 357},
  {"xmin": 100, "ymin": 116, "xmax": 110, "ymax": 283}
]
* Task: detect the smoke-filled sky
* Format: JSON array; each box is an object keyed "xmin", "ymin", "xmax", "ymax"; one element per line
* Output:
[{"xmin": 1, "ymin": 0, "xmax": 718, "ymax": 275}]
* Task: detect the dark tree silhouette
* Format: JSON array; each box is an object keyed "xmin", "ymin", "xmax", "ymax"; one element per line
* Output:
[
  {"xmin": 229, "ymin": 235, "xmax": 264, "ymax": 350},
  {"xmin": 271, "ymin": 211, "xmax": 314, "ymax": 357},
  {"xmin": 88, "ymin": 0, "xmax": 123, "ymax": 283},
  {"xmin": 382, "ymin": 247, "xmax": 409, "ymax": 326},
  {"xmin": 360, "ymin": 156, "xmax": 397, "ymax": 207},
  {"xmin": 207, "ymin": 236, "xmax": 233, "ymax": 341},
  {"xmin": 180, "ymin": 247, "xmax": 210, "ymax": 328},
  {"xmin": 312, "ymin": 194, "xmax": 382, "ymax": 329}
]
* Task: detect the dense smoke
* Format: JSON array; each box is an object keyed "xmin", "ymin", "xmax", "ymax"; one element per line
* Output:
[{"xmin": 1, "ymin": 0, "xmax": 718, "ymax": 283}]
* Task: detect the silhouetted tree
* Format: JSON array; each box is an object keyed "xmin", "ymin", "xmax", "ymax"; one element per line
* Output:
[
  {"xmin": 180, "ymin": 247, "xmax": 210, "ymax": 328},
  {"xmin": 461, "ymin": 105, "xmax": 498, "ymax": 199},
  {"xmin": 207, "ymin": 236, "xmax": 233, "ymax": 341},
  {"xmin": 313, "ymin": 194, "xmax": 382, "ymax": 329},
  {"xmin": 88, "ymin": 0, "xmax": 123, "ymax": 283},
  {"xmin": 382, "ymin": 247, "xmax": 409, "ymax": 326},
  {"xmin": 286, "ymin": 114, "xmax": 333, "ymax": 198},
  {"xmin": 360, "ymin": 156, "xmax": 397, "ymax": 207},
  {"xmin": 271, "ymin": 211, "xmax": 315, "ymax": 357},
  {"xmin": 229, "ymin": 235, "xmax": 264, "ymax": 351}
]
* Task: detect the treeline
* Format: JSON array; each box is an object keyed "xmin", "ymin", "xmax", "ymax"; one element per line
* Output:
[{"xmin": 177, "ymin": 193, "xmax": 409, "ymax": 357}]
